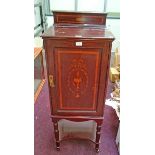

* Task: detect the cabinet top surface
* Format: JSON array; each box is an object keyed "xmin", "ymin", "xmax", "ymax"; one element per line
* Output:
[{"xmin": 41, "ymin": 24, "xmax": 114, "ymax": 40}]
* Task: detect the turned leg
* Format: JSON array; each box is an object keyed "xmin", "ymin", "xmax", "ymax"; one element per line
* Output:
[
  {"xmin": 53, "ymin": 121, "xmax": 60, "ymax": 151},
  {"xmin": 95, "ymin": 123, "xmax": 102, "ymax": 153}
]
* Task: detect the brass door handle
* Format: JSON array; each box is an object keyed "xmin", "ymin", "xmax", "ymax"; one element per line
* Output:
[{"xmin": 49, "ymin": 75, "xmax": 55, "ymax": 87}]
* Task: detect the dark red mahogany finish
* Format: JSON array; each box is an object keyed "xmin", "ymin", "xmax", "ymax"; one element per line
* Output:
[
  {"xmin": 53, "ymin": 11, "xmax": 107, "ymax": 25},
  {"xmin": 41, "ymin": 11, "xmax": 114, "ymax": 152}
]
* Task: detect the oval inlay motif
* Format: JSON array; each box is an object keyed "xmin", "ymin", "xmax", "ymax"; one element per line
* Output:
[{"xmin": 67, "ymin": 58, "xmax": 88, "ymax": 98}]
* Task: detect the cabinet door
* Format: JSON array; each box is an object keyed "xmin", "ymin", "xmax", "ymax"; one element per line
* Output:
[{"xmin": 50, "ymin": 47, "xmax": 103, "ymax": 116}]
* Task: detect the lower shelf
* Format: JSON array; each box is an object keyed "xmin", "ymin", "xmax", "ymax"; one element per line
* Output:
[{"xmin": 58, "ymin": 119, "xmax": 97, "ymax": 143}]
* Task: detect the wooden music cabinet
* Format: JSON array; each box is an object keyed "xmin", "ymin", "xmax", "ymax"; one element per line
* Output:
[{"xmin": 41, "ymin": 11, "xmax": 114, "ymax": 152}]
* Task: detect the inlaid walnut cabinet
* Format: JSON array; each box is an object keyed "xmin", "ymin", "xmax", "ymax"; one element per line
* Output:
[{"xmin": 41, "ymin": 11, "xmax": 115, "ymax": 152}]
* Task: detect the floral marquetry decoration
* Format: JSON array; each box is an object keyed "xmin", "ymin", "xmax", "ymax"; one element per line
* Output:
[{"xmin": 67, "ymin": 58, "xmax": 88, "ymax": 98}]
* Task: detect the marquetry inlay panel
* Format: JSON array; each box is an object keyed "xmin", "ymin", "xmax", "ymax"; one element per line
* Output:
[
  {"xmin": 67, "ymin": 58, "xmax": 88, "ymax": 98},
  {"xmin": 55, "ymin": 48, "xmax": 101, "ymax": 110}
]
